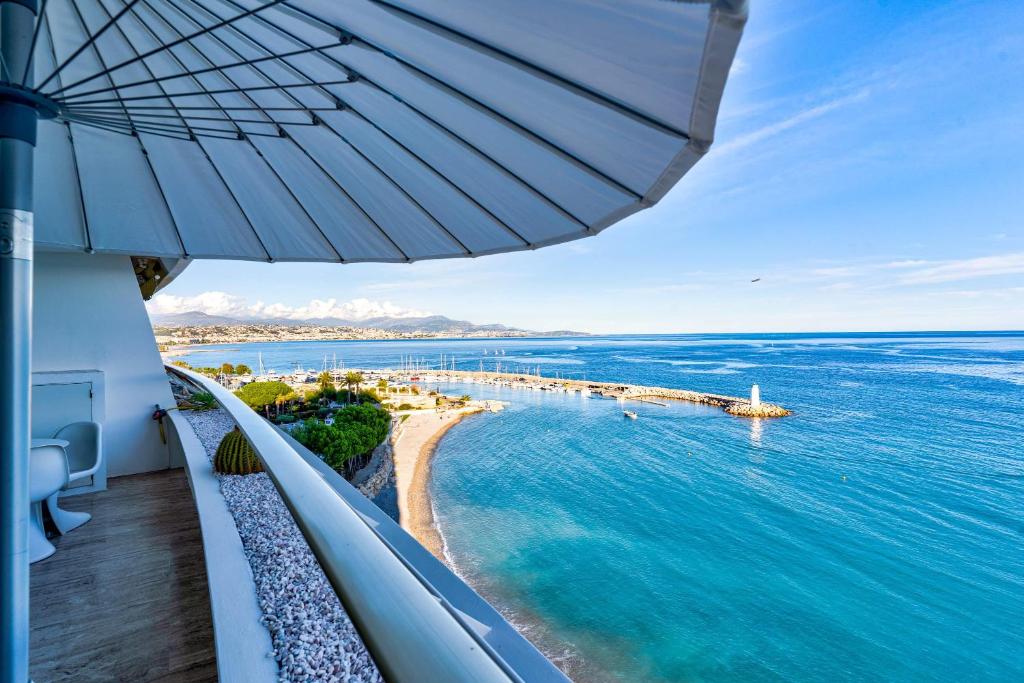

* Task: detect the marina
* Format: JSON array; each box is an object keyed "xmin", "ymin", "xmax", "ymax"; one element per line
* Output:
[{"xmin": 179, "ymin": 347, "xmax": 791, "ymax": 420}]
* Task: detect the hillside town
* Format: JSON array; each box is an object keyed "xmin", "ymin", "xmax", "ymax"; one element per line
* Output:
[{"xmin": 152, "ymin": 322, "xmax": 575, "ymax": 346}]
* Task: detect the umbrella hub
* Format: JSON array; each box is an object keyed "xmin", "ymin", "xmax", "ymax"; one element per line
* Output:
[{"xmin": 0, "ymin": 84, "xmax": 57, "ymax": 146}]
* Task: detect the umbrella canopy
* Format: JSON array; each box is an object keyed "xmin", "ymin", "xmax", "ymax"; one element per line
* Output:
[
  {"xmin": 0, "ymin": 1, "xmax": 746, "ymax": 681},
  {"xmin": 24, "ymin": 0, "xmax": 746, "ymax": 262}
]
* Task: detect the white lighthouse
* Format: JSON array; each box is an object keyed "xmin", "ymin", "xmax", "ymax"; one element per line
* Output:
[{"xmin": 750, "ymin": 384, "xmax": 761, "ymax": 408}]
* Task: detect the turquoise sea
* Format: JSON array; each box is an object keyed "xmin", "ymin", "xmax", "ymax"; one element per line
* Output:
[{"xmin": 176, "ymin": 332, "xmax": 1024, "ymax": 682}]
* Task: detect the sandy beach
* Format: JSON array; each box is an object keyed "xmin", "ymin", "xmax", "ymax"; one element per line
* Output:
[{"xmin": 392, "ymin": 407, "xmax": 484, "ymax": 560}]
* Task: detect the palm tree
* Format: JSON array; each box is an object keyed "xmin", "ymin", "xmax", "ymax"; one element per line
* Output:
[
  {"xmin": 317, "ymin": 371, "xmax": 333, "ymax": 392},
  {"xmin": 274, "ymin": 393, "xmax": 289, "ymax": 417},
  {"xmin": 344, "ymin": 371, "xmax": 364, "ymax": 404},
  {"xmin": 344, "ymin": 371, "xmax": 360, "ymax": 404}
]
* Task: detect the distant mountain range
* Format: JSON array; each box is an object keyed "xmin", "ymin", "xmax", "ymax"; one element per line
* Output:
[{"xmin": 150, "ymin": 310, "xmax": 584, "ymax": 337}]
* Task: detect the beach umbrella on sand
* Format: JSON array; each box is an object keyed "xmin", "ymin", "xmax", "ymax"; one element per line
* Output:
[{"xmin": 0, "ymin": 0, "xmax": 746, "ymax": 678}]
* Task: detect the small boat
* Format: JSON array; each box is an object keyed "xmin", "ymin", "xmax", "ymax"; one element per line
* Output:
[{"xmin": 623, "ymin": 410, "xmax": 638, "ymax": 420}]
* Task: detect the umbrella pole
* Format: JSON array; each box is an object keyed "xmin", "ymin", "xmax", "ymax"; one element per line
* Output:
[{"xmin": 1, "ymin": 1, "xmax": 38, "ymax": 680}]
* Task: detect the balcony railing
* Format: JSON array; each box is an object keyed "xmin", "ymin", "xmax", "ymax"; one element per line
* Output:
[{"xmin": 167, "ymin": 365, "xmax": 568, "ymax": 683}]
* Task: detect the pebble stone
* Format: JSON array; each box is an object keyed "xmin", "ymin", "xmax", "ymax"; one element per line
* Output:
[{"xmin": 184, "ymin": 409, "xmax": 383, "ymax": 683}]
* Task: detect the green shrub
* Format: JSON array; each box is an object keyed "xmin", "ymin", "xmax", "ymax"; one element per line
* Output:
[
  {"xmin": 191, "ymin": 391, "xmax": 217, "ymax": 410},
  {"xmin": 291, "ymin": 404, "xmax": 390, "ymax": 472},
  {"xmin": 177, "ymin": 390, "xmax": 216, "ymax": 411},
  {"xmin": 397, "ymin": 403, "xmax": 414, "ymax": 411},
  {"xmin": 276, "ymin": 414, "xmax": 296, "ymax": 424},
  {"xmin": 213, "ymin": 427, "xmax": 263, "ymax": 475}
]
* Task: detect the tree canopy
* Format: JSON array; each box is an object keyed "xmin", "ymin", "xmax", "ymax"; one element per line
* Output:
[
  {"xmin": 235, "ymin": 381, "xmax": 292, "ymax": 411},
  {"xmin": 291, "ymin": 404, "xmax": 391, "ymax": 472}
]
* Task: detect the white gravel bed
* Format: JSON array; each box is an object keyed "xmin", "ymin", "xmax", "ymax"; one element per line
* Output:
[{"xmin": 183, "ymin": 408, "xmax": 383, "ymax": 683}]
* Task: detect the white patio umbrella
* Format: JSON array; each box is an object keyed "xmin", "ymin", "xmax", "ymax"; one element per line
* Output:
[{"xmin": 0, "ymin": 0, "xmax": 746, "ymax": 678}]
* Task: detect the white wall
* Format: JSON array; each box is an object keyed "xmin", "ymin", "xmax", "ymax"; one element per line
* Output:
[{"xmin": 32, "ymin": 252, "xmax": 173, "ymax": 477}]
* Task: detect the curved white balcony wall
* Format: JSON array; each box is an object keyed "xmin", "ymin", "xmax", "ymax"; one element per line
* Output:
[{"xmin": 32, "ymin": 252, "xmax": 173, "ymax": 477}]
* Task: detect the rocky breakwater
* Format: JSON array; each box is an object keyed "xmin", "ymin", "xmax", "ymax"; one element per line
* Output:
[
  {"xmin": 723, "ymin": 401, "xmax": 791, "ymax": 418},
  {"xmin": 401, "ymin": 370, "xmax": 790, "ymax": 419},
  {"xmin": 615, "ymin": 386, "xmax": 791, "ymax": 418}
]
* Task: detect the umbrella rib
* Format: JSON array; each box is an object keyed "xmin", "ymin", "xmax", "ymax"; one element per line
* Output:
[
  {"xmin": 97, "ymin": 0, "xmax": 279, "ymax": 264},
  {"xmin": 55, "ymin": 77, "xmax": 357, "ymax": 106},
  {"xmin": 139, "ymin": 0, "xmax": 349, "ymax": 263},
  {"xmin": 368, "ymin": 0, "xmax": 690, "ymax": 141},
  {"xmin": 18, "ymin": 0, "xmax": 49, "ymax": 86},
  {"xmin": 215, "ymin": 0, "xmax": 640, "ymax": 211},
  {"xmin": 202, "ymin": 0, "xmax": 582, "ymax": 245},
  {"xmin": 108, "ymin": 0, "xmax": 408, "ymax": 262},
  {"xmin": 39, "ymin": 11, "xmax": 94, "ymax": 254},
  {"xmin": 341, "ymin": 102, "xmax": 571, "ymax": 244},
  {"xmin": 59, "ymin": 107, "xmax": 320, "ymax": 128},
  {"xmin": 63, "ymin": 103, "xmax": 340, "ymax": 112},
  {"xmin": 170, "ymin": 0, "xmax": 475, "ymax": 257},
  {"xmin": 64, "ymin": 111, "xmax": 277, "ymax": 139},
  {"xmin": 63, "ymin": 0, "xmax": 191, "ymax": 259},
  {"xmin": 279, "ymin": 2, "xmax": 645, "ymax": 200},
  {"xmin": 188, "ymin": 0, "xmax": 537, "ymax": 248},
  {"xmin": 52, "ymin": 43, "xmax": 341, "ymax": 101},
  {"xmin": 40, "ymin": 0, "xmax": 290, "ymax": 97},
  {"xmin": 67, "ymin": 114, "xmax": 197, "ymax": 141},
  {"xmin": 280, "ymin": 137, "xmax": 413, "ymax": 262},
  {"xmin": 35, "ymin": 0, "xmax": 144, "ymax": 92}
]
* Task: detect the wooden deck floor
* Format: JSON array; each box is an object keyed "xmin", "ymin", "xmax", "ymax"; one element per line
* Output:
[{"xmin": 30, "ymin": 469, "xmax": 217, "ymax": 682}]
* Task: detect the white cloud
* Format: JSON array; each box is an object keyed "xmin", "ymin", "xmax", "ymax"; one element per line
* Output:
[
  {"xmin": 729, "ymin": 56, "xmax": 749, "ymax": 76},
  {"xmin": 898, "ymin": 252, "xmax": 1024, "ymax": 284},
  {"xmin": 147, "ymin": 291, "xmax": 430, "ymax": 321},
  {"xmin": 712, "ymin": 89, "xmax": 870, "ymax": 156}
]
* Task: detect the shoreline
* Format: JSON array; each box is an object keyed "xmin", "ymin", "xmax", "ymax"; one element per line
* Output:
[{"xmin": 392, "ymin": 407, "xmax": 484, "ymax": 561}]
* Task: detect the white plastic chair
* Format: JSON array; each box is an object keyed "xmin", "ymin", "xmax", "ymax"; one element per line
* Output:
[
  {"xmin": 46, "ymin": 421, "xmax": 102, "ymax": 534},
  {"xmin": 30, "ymin": 441, "xmax": 69, "ymax": 563}
]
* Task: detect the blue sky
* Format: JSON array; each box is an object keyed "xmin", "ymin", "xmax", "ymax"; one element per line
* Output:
[{"xmin": 152, "ymin": 1, "xmax": 1024, "ymax": 333}]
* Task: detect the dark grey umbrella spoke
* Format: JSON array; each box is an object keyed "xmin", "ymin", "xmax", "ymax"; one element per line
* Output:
[
  {"xmin": 169, "ymin": 0, "xmax": 479, "ymax": 256},
  {"xmin": 64, "ymin": 111, "xmax": 281, "ymax": 138},
  {"xmin": 52, "ymin": 42, "xmax": 341, "ymax": 100},
  {"xmin": 279, "ymin": 2, "xmax": 648, "ymax": 199},
  {"xmin": 134, "ymin": 0, "xmax": 349, "ymax": 262},
  {"xmin": 37, "ymin": 0, "xmax": 291, "ymax": 96},
  {"xmin": 56, "ymin": 76, "xmax": 355, "ymax": 106},
  {"xmin": 63, "ymin": 0, "xmax": 190, "ymax": 257},
  {"xmin": 66, "ymin": 112, "xmax": 236, "ymax": 139},
  {"xmin": 63, "ymin": 103, "xmax": 339, "ymax": 112},
  {"xmin": 58, "ymin": 106, "xmax": 319, "ymax": 129},
  {"xmin": 181, "ymin": 0, "xmax": 587, "ymax": 243},
  {"xmin": 35, "ymin": 0, "xmax": 144, "ymax": 92},
  {"xmin": 163, "ymin": 0, "xmax": 427, "ymax": 262},
  {"xmin": 369, "ymin": 0, "xmax": 690, "ymax": 140}
]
